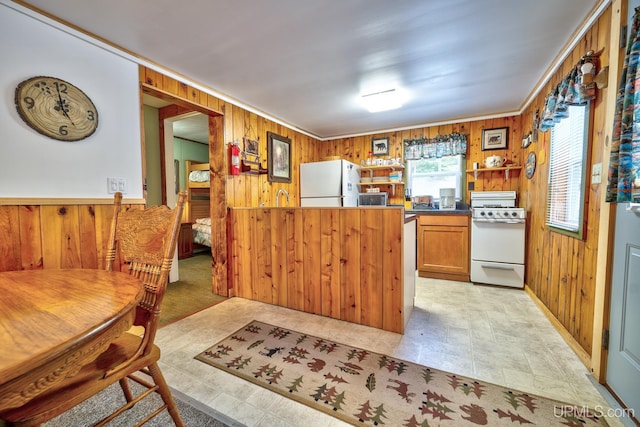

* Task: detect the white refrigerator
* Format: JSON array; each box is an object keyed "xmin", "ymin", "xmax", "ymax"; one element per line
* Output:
[{"xmin": 300, "ymin": 160, "xmax": 360, "ymax": 206}]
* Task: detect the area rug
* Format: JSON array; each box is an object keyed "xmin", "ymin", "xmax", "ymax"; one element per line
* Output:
[{"xmin": 196, "ymin": 321, "xmax": 608, "ymax": 426}]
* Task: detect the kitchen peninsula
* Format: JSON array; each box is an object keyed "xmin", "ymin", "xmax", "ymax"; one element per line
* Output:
[{"xmin": 228, "ymin": 207, "xmax": 415, "ymax": 333}]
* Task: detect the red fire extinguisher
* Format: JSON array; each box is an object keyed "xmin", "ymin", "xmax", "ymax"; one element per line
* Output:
[{"xmin": 229, "ymin": 141, "xmax": 241, "ymax": 176}]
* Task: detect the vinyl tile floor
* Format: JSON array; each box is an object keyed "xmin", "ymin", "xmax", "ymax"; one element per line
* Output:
[{"xmin": 155, "ymin": 277, "xmax": 628, "ymax": 427}]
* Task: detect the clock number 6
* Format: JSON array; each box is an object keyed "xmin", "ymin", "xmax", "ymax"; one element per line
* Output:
[{"xmin": 59, "ymin": 125, "xmax": 68, "ymax": 136}]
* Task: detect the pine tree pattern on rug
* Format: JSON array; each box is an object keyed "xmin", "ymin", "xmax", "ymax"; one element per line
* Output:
[{"xmin": 196, "ymin": 321, "xmax": 608, "ymax": 426}]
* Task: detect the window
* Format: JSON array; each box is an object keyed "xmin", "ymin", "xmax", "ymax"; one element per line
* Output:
[
  {"xmin": 407, "ymin": 155, "xmax": 463, "ymax": 200},
  {"xmin": 546, "ymin": 104, "xmax": 589, "ymax": 238}
]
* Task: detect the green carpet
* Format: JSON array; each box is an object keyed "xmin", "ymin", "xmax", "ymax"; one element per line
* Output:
[{"xmin": 160, "ymin": 253, "xmax": 227, "ymax": 326}]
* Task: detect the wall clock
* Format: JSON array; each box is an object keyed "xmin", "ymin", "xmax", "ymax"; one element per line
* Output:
[
  {"xmin": 15, "ymin": 76, "xmax": 98, "ymax": 141},
  {"xmin": 525, "ymin": 151, "xmax": 537, "ymax": 179}
]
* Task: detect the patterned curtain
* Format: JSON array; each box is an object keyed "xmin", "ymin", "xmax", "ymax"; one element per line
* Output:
[
  {"xmin": 606, "ymin": 7, "xmax": 640, "ymax": 203},
  {"xmin": 403, "ymin": 133, "xmax": 467, "ymax": 160}
]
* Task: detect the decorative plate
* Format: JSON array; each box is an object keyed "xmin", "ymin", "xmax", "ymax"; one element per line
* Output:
[{"xmin": 525, "ymin": 151, "xmax": 536, "ymax": 179}]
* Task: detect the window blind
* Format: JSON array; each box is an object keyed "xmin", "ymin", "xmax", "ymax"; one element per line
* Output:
[{"xmin": 546, "ymin": 104, "xmax": 588, "ymax": 234}]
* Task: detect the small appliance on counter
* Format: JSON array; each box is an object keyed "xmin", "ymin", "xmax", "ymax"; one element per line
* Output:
[
  {"xmin": 439, "ymin": 188, "xmax": 456, "ymax": 210},
  {"xmin": 412, "ymin": 195, "xmax": 433, "ymax": 210},
  {"xmin": 358, "ymin": 192, "xmax": 388, "ymax": 206}
]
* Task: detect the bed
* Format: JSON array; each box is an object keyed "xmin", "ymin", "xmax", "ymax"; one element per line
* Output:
[{"xmin": 185, "ymin": 160, "xmax": 211, "ymax": 249}]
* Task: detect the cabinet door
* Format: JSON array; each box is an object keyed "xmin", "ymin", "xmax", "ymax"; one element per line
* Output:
[{"xmin": 418, "ymin": 222, "xmax": 469, "ymax": 280}]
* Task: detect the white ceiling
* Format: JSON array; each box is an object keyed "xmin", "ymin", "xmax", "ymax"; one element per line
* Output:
[{"xmin": 21, "ymin": 0, "xmax": 604, "ymax": 140}]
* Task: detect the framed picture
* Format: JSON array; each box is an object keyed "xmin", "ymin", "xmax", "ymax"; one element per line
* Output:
[
  {"xmin": 482, "ymin": 127, "xmax": 508, "ymax": 150},
  {"xmin": 243, "ymin": 137, "xmax": 259, "ymax": 156},
  {"xmin": 267, "ymin": 131, "xmax": 291, "ymax": 183},
  {"xmin": 371, "ymin": 137, "xmax": 389, "ymax": 156}
]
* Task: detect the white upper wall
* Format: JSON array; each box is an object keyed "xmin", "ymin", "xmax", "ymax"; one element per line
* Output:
[{"xmin": 0, "ymin": 1, "xmax": 142, "ymax": 198}]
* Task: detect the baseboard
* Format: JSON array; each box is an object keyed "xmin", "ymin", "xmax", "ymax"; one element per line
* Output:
[{"xmin": 524, "ymin": 284, "xmax": 592, "ymax": 370}]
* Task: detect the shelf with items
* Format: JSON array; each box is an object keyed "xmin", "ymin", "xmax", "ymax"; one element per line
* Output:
[
  {"xmin": 465, "ymin": 166, "xmax": 522, "ymax": 181},
  {"xmin": 360, "ymin": 164, "xmax": 405, "ymax": 195}
]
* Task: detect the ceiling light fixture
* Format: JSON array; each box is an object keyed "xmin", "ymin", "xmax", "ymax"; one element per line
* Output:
[{"xmin": 360, "ymin": 88, "xmax": 403, "ymax": 113}]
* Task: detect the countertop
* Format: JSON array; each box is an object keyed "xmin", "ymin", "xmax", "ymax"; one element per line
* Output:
[
  {"xmin": 405, "ymin": 209, "xmax": 471, "ymax": 215},
  {"xmin": 406, "ymin": 201, "xmax": 470, "ymax": 215}
]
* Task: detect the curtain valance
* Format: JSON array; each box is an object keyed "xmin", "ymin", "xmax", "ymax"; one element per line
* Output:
[
  {"xmin": 539, "ymin": 51, "xmax": 599, "ymax": 133},
  {"xmin": 404, "ymin": 133, "xmax": 467, "ymax": 160}
]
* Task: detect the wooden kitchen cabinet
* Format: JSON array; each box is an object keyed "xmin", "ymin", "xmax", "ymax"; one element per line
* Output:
[
  {"xmin": 417, "ymin": 214, "xmax": 470, "ymax": 281},
  {"xmin": 178, "ymin": 222, "xmax": 193, "ymax": 259}
]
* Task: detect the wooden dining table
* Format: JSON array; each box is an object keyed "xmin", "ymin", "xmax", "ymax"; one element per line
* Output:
[{"xmin": 0, "ymin": 269, "xmax": 144, "ymax": 412}]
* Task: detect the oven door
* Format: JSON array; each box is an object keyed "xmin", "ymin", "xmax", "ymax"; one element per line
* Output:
[{"xmin": 470, "ymin": 219, "xmax": 525, "ymax": 264}]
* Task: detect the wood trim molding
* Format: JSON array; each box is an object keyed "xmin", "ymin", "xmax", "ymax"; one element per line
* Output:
[
  {"xmin": 0, "ymin": 198, "xmax": 146, "ymax": 206},
  {"xmin": 592, "ymin": 0, "xmax": 624, "ymax": 383}
]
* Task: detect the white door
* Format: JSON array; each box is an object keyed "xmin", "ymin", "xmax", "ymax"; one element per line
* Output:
[{"xmin": 606, "ymin": 203, "xmax": 640, "ymax": 420}]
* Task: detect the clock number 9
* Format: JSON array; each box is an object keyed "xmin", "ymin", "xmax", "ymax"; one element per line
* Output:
[
  {"xmin": 59, "ymin": 125, "xmax": 68, "ymax": 136},
  {"xmin": 23, "ymin": 96, "xmax": 35, "ymax": 109}
]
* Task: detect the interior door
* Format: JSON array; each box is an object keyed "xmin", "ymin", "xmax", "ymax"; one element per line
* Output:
[{"xmin": 606, "ymin": 203, "xmax": 640, "ymax": 421}]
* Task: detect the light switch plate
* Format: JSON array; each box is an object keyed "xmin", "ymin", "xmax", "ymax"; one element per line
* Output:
[{"xmin": 592, "ymin": 163, "xmax": 602, "ymax": 184}]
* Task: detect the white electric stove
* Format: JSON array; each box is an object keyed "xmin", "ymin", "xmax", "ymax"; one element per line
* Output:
[{"xmin": 470, "ymin": 191, "xmax": 526, "ymax": 288}]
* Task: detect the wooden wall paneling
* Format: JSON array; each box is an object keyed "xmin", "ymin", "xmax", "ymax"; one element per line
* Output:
[
  {"xmin": 568, "ymin": 239, "xmax": 580, "ymax": 336},
  {"xmin": 0, "ymin": 206, "xmax": 22, "ymax": 271},
  {"xmin": 517, "ymin": 11, "xmax": 610, "ymax": 359},
  {"xmin": 580, "ymin": 241, "xmax": 596, "ymax": 354},
  {"xmin": 210, "ymin": 114, "xmax": 229, "ymax": 295},
  {"xmin": 40, "ymin": 205, "xmax": 82, "ymax": 269},
  {"xmin": 161, "ymin": 74, "xmax": 180, "ymax": 97},
  {"xmin": 205, "ymin": 92, "xmax": 221, "ymax": 112},
  {"xmin": 340, "ymin": 209, "xmax": 361, "ymax": 324},
  {"xmin": 559, "ymin": 235, "xmax": 571, "ymax": 327},
  {"xmin": 17, "ymin": 206, "xmax": 42, "ymax": 270},
  {"xmin": 93, "ymin": 204, "xmax": 114, "ymax": 271},
  {"xmin": 303, "ymin": 209, "xmax": 322, "ymax": 314},
  {"xmin": 243, "ymin": 209, "xmax": 259, "ymax": 301},
  {"xmin": 382, "ymin": 208, "xmax": 403, "ymax": 333},
  {"xmin": 287, "ymin": 209, "xmax": 305, "ymax": 311},
  {"xmin": 360, "ymin": 209, "xmax": 384, "ymax": 329},
  {"xmin": 271, "ymin": 208, "xmax": 288, "ymax": 307},
  {"xmin": 255, "ymin": 209, "xmax": 273, "ymax": 303},
  {"xmin": 320, "ymin": 208, "xmax": 341, "ymax": 319},
  {"xmin": 231, "ymin": 209, "xmax": 250, "ymax": 299},
  {"xmin": 228, "ymin": 209, "xmax": 240, "ymax": 297},
  {"xmin": 78, "ymin": 205, "xmax": 99, "ymax": 269}
]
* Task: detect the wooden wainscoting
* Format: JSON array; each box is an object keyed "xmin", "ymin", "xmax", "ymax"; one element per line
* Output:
[
  {"xmin": 228, "ymin": 207, "xmax": 407, "ymax": 333},
  {"xmin": 0, "ymin": 199, "xmax": 143, "ymax": 272}
]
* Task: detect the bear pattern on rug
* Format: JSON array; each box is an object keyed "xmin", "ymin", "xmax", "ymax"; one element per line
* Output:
[{"xmin": 196, "ymin": 321, "xmax": 609, "ymax": 426}]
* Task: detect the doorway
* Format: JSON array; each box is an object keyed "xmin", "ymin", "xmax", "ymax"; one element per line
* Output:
[{"xmin": 141, "ymin": 93, "xmax": 226, "ymax": 325}]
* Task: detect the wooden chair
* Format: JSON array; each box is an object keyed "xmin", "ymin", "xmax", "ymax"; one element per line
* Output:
[{"xmin": 1, "ymin": 191, "xmax": 187, "ymax": 426}]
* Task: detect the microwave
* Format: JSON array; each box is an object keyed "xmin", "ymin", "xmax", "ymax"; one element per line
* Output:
[{"xmin": 358, "ymin": 192, "xmax": 388, "ymax": 206}]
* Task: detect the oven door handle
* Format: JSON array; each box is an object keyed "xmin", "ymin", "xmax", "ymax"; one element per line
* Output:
[
  {"xmin": 480, "ymin": 264, "xmax": 515, "ymax": 271},
  {"xmin": 472, "ymin": 218, "xmax": 524, "ymax": 224}
]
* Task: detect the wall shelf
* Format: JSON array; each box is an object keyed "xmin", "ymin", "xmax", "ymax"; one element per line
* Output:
[
  {"xmin": 360, "ymin": 164, "xmax": 405, "ymax": 195},
  {"xmin": 466, "ymin": 166, "xmax": 522, "ymax": 181}
]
